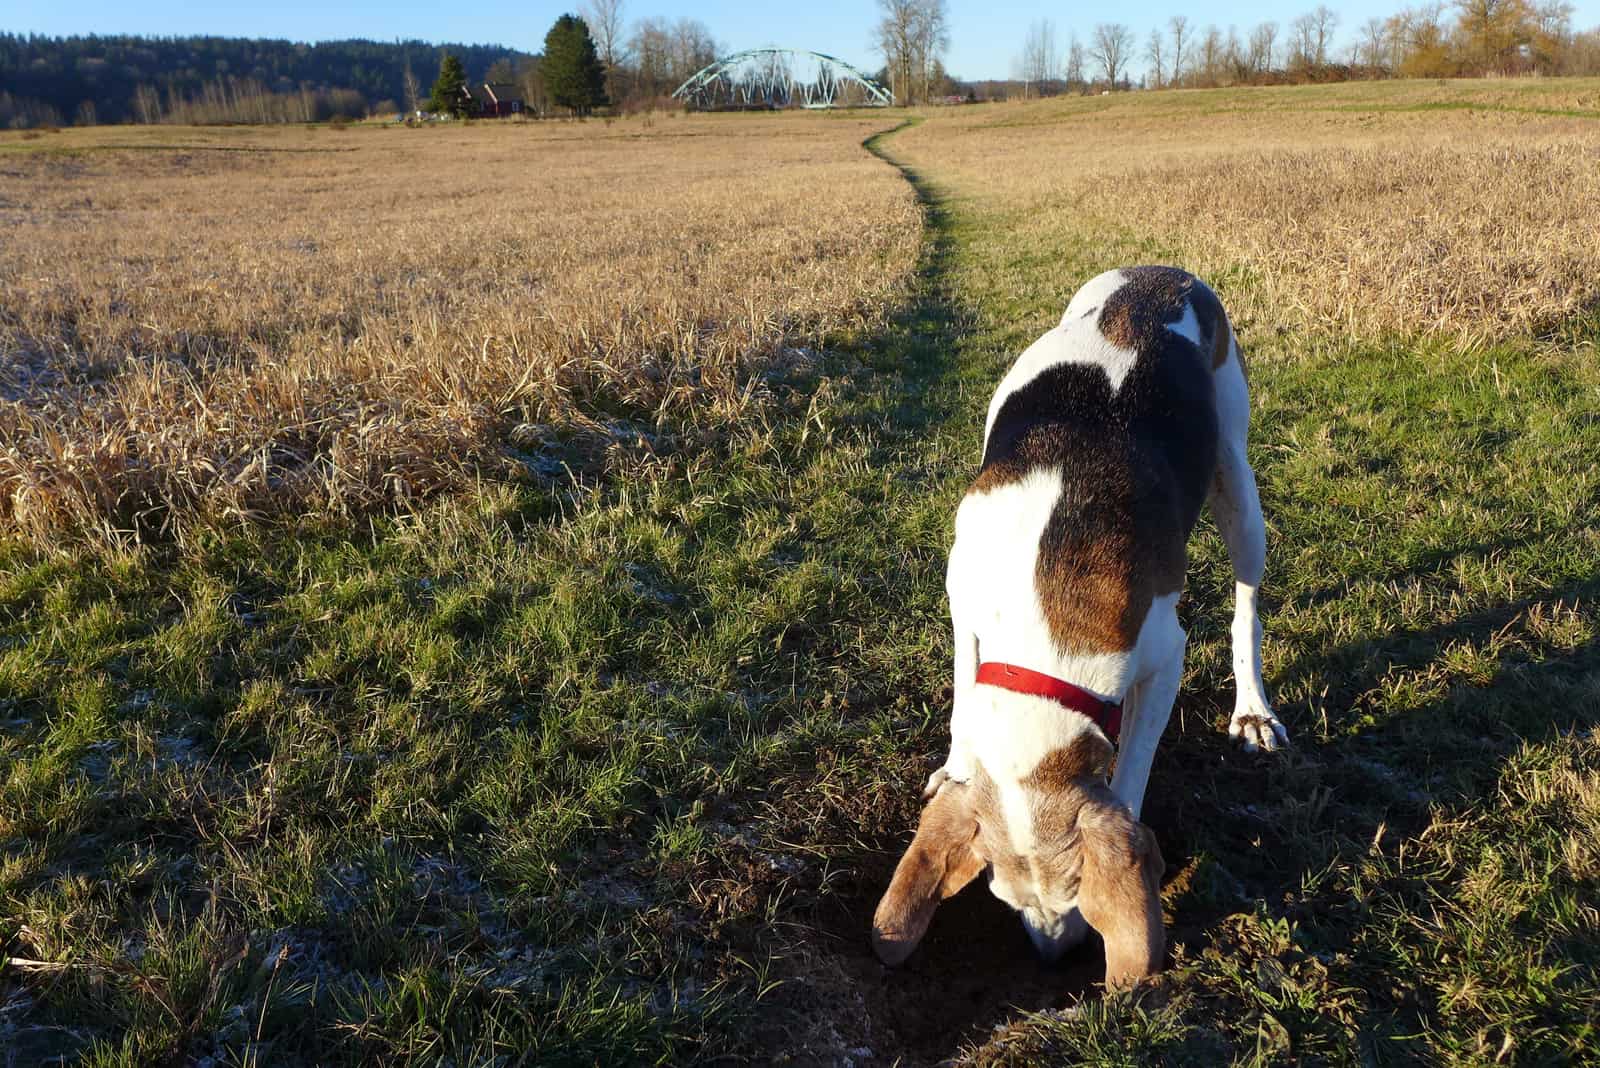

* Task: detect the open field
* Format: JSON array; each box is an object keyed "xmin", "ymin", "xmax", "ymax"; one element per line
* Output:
[
  {"xmin": 0, "ymin": 116, "xmax": 918, "ymax": 543},
  {"xmin": 3, "ymin": 80, "xmax": 1600, "ymax": 1065},
  {"xmin": 895, "ymin": 78, "xmax": 1600, "ymax": 342}
]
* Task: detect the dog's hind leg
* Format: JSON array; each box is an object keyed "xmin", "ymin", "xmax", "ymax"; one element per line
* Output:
[{"xmin": 1208, "ymin": 339, "xmax": 1288, "ymax": 753}]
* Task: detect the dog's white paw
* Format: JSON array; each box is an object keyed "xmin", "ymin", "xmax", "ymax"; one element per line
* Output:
[
  {"xmin": 922, "ymin": 767, "xmax": 950, "ymax": 800},
  {"xmin": 1229, "ymin": 708, "xmax": 1289, "ymax": 753}
]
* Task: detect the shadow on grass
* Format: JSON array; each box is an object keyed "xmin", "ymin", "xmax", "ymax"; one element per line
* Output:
[
  {"xmin": 1133, "ymin": 553, "xmax": 1600, "ymax": 1060},
  {"xmin": 1280, "ymin": 524, "xmax": 1582, "ymax": 618},
  {"xmin": 749, "ymin": 119, "xmax": 1114, "ymax": 1067}
]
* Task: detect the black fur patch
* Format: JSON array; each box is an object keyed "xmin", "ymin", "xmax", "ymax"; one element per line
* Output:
[{"xmin": 975, "ymin": 267, "xmax": 1221, "ymax": 651}]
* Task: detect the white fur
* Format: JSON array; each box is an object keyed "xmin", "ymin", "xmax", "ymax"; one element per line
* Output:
[
  {"xmin": 1166, "ymin": 302, "xmax": 1202, "ymax": 346},
  {"xmin": 941, "ymin": 469, "xmax": 1121, "ymax": 800}
]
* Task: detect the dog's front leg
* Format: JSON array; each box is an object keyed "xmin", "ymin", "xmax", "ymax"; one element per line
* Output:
[
  {"xmin": 925, "ymin": 623, "xmax": 979, "ymax": 799},
  {"xmin": 1110, "ymin": 625, "xmax": 1185, "ymax": 820}
]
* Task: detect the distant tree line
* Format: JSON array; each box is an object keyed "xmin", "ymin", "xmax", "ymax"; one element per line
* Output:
[
  {"xmin": 0, "ymin": 34, "xmax": 533, "ymax": 127},
  {"xmin": 1013, "ymin": 0, "xmax": 1599, "ymax": 97}
]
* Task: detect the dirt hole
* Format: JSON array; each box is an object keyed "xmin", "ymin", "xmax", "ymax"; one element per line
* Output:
[{"xmin": 783, "ymin": 859, "xmax": 1105, "ymax": 1066}]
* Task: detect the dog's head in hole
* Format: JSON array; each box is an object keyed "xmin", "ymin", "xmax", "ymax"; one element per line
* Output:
[{"xmin": 871, "ymin": 724, "xmax": 1164, "ymax": 987}]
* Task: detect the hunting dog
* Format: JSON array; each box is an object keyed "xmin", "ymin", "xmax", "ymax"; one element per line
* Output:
[{"xmin": 872, "ymin": 266, "xmax": 1287, "ymax": 987}]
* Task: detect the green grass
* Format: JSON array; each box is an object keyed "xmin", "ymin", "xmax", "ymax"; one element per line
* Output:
[{"xmin": 5, "ymin": 94, "xmax": 1600, "ymax": 1065}]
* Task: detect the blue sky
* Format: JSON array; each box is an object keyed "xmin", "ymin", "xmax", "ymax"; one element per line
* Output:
[{"xmin": 9, "ymin": 0, "xmax": 1600, "ymax": 81}]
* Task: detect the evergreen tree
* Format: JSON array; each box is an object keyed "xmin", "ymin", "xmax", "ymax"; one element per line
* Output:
[
  {"xmin": 542, "ymin": 15, "xmax": 608, "ymax": 114},
  {"xmin": 428, "ymin": 53, "xmax": 469, "ymax": 116}
]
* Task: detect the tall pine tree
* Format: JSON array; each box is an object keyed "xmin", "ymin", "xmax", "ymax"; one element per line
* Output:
[
  {"xmin": 427, "ymin": 53, "xmax": 468, "ymax": 116},
  {"xmin": 542, "ymin": 15, "xmax": 607, "ymax": 114}
]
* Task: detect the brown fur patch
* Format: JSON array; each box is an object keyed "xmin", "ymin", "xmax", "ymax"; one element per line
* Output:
[
  {"xmin": 1098, "ymin": 267, "xmax": 1193, "ymax": 352},
  {"xmin": 966, "ymin": 460, "xmax": 1025, "ymax": 495},
  {"xmin": 1030, "ymin": 431, "xmax": 1189, "ymax": 653},
  {"xmin": 1035, "ymin": 527, "xmax": 1167, "ymax": 654},
  {"xmin": 1023, "ymin": 735, "xmax": 1116, "ymax": 792}
]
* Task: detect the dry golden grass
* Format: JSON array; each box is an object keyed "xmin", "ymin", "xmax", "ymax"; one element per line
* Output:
[
  {"xmin": 896, "ymin": 79, "xmax": 1600, "ymax": 343},
  {"xmin": 0, "ymin": 116, "xmax": 919, "ymax": 543}
]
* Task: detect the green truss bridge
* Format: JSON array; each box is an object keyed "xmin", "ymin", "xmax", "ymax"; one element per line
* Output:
[{"xmin": 671, "ymin": 49, "xmax": 894, "ymax": 110}]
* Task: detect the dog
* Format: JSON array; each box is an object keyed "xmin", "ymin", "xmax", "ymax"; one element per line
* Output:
[{"xmin": 871, "ymin": 266, "xmax": 1287, "ymax": 987}]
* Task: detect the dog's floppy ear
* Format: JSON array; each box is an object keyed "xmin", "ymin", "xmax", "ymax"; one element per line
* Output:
[
  {"xmin": 871, "ymin": 781, "xmax": 985, "ymax": 965},
  {"xmin": 1076, "ymin": 800, "xmax": 1165, "ymax": 987}
]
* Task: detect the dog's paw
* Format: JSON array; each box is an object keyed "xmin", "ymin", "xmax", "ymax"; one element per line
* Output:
[
  {"xmin": 1229, "ymin": 708, "xmax": 1289, "ymax": 753},
  {"xmin": 922, "ymin": 767, "xmax": 950, "ymax": 800}
]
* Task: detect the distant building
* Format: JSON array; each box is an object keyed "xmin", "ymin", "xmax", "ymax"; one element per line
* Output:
[
  {"xmin": 445, "ymin": 82, "xmax": 525, "ymax": 117},
  {"xmin": 466, "ymin": 83, "xmax": 525, "ymax": 117}
]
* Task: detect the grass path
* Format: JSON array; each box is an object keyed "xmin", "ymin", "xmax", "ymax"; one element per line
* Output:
[{"xmin": 4, "ymin": 112, "xmax": 1599, "ymax": 1065}]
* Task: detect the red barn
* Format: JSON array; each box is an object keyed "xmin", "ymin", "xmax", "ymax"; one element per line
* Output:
[{"xmin": 466, "ymin": 83, "xmax": 524, "ymax": 117}]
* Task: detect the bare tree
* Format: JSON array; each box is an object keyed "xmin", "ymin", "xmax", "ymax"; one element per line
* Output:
[
  {"xmin": 1066, "ymin": 32, "xmax": 1086, "ymax": 89},
  {"xmin": 874, "ymin": 0, "xmax": 950, "ymax": 104},
  {"xmin": 1090, "ymin": 23, "xmax": 1136, "ymax": 88},
  {"xmin": 630, "ymin": 17, "xmax": 671, "ymax": 97},
  {"xmin": 1532, "ymin": 0, "xmax": 1576, "ymax": 44},
  {"xmin": 1529, "ymin": 0, "xmax": 1575, "ymax": 70},
  {"xmin": 402, "ymin": 57, "xmax": 422, "ymax": 116},
  {"xmin": 626, "ymin": 16, "xmax": 718, "ymax": 99},
  {"xmin": 1386, "ymin": 3, "xmax": 1454, "ymax": 75},
  {"xmin": 581, "ymin": 0, "xmax": 628, "ymax": 98},
  {"xmin": 873, "ymin": 0, "xmax": 915, "ymax": 104},
  {"xmin": 1310, "ymin": 5, "xmax": 1340, "ymax": 64},
  {"xmin": 1225, "ymin": 25, "xmax": 1248, "ymax": 81},
  {"xmin": 1146, "ymin": 27, "xmax": 1166, "ymax": 87},
  {"xmin": 582, "ymin": 0, "xmax": 626, "ymax": 69},
  {"xmin": 1249, "ymin": 21, "xmax": 1279, "ymax": 71},
  {"xmin": 1198, "ymin": 24, "xmax": 1224, "ymax": 85},
  {"xmin": 1358, "ymin": 16, "xmax": 1389, "ymax": 69},
  {"xmin": 1018, "ymin": 19, "xmax": 1060, "ymax": 95},
  {"xmin": 669, "ymin": 17, "xmax": 718, "ymax": 84},
  {"xmin": 1168, "ymin": 16, "xmax": 1191, "ymax": 86},
  {"xmin": 915, "ymin": 0, "xmax": 952, "ymax": 102},
  {"xmin": 1289, "ymin": 12, "xmax": 1319, "ymax": 67}
]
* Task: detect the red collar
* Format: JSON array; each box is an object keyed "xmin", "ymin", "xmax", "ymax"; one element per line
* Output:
[{"xmin": 975, "ymin": 661, "xmax": 1122, "ymax": 742}]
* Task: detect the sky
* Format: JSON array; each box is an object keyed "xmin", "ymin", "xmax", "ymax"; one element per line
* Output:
[{"xmin": 9, "ymin": 0, "xmax": 1600, "ymax": 82}]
